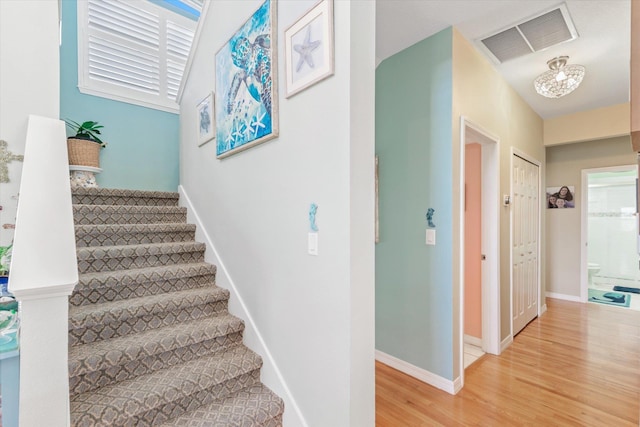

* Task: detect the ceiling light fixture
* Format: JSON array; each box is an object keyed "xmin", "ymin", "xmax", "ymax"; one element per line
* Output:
[{"xmin": 534, "ymin": 56, "xmax": 585, "ymax": 98}]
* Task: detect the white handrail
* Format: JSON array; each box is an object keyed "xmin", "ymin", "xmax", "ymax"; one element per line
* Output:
[{"xmin": 9, "ymin": 115, "xmax": 78, "ymax": 427}]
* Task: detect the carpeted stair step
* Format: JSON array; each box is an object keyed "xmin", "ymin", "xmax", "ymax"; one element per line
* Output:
[
  {"xmin": 69, "ymin": 314, "xmax": 246, "ymax": 396},
  {"xmin": 72, "ymin": 187, "xmax": 180, "ymax": 207},
  {"xmin": 71, "ymin": 263, "xmax": 217, "ymax": 306},
  {"xmin": 76, "ymin": 242, "xmax": 206, "ymax": 274},
  {"xmin": 69, "ymin": 286, "xmax": 231, "ymax": 346},
  {"xmin": 73, "ymin": 204, "xmax": 187, "ymax": 225},
  {"xmin": 70, "ymin": 345, "xmax": 263, "ymax": 427},
  {"xmin": 158, "ymin": 383, "xmax": 284, "ymax": 427},
  {"xmin": 75, "ymin": 223, "xmax": 197, "ymax": 247}
]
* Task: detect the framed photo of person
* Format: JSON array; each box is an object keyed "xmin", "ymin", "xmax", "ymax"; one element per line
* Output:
[{"xmin": 546, "ymin": 185, "xmax": 575, "ymax": 208}]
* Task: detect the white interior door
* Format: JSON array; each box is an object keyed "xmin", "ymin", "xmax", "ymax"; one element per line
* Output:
[{"xmin": 512, "ymin": 154, "xmax": 539, "ymax": 335}]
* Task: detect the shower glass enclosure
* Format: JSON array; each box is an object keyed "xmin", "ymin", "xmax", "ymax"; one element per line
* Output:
[{"xmin": 587, "ymin": 167, "xmax": 640, "ymax": 288}]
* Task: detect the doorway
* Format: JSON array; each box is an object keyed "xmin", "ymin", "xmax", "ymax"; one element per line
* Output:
[
  {"xmin": 459, "ymin": 118, "xmax": 500, "ymax": 379},
  {"xmin": 581, "ymin": 165, "xmax": 640, "ymax": 310}
]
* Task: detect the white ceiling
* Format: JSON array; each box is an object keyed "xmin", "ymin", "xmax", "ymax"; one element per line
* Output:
[{"xmin": 376, "ymin": 0, "xmax": 631, "ymax": 119}]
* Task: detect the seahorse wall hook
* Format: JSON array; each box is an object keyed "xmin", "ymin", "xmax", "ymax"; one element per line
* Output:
[
  {"xmin": 309, "ymin": 203, "xmax": 319, "ymax": 232},
  {"xmin": 426, "ymin": 208, "xmax": 435, "ymax": 228}
]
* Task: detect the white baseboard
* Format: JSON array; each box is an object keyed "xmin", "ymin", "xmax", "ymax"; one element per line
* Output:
[
  {"xmin": 452, "ymin": 375, "xmax": 462, "ymax": 394},
  {"xmin": 539, "ymin": 303, "xmax": 548, "ymax": 316},
  {"xmin": 500, "ymin": 335, "xmax": 513, "ymax": 353},
  {"xmin": 546, "ymin": 292, "xmax": 582, "ymax": 302},
  {"xmin": 463, "ymin": 334, "xmax": 482, "ymax": 347},
  {"xmin": 179, "ymin": 186, "xmax": 307, "ymax": 427},
  {"xmin": 375, "ymin": 350, "xmax": 459, "ymax": 395}
]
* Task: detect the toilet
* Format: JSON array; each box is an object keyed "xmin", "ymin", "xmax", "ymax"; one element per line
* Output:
[{"xmin": 588, "ymin": 263, "xmax": 600, "ymax": 285}]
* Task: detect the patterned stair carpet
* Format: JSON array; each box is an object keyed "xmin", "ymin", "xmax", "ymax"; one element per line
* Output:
[{"xmin": 69, "ymin": 187, "xmax": 284, "ymax": 427}]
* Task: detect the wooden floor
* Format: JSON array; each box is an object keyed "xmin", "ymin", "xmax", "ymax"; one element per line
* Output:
[{"xmin": 376, "ymin": 298, "xmax": 640, "ymax": 426}]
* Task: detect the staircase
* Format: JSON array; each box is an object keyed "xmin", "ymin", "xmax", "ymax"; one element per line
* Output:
[{"xmin": 68, "ymin": 187, "xmax": 284, "ymax": 426}]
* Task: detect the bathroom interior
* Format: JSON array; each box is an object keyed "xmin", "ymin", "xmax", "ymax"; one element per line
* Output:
[{"xmin": 587, "ymin": 167, "xmax": 640, "ymax": 310}]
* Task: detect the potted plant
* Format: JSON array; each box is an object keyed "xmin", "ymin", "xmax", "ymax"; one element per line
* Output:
[
  {"xmin": 0, "ymin": 244, "xmax": 11, "ymax": 296},
  {"xmin": 65, "ymin": 120, "xmax": 106, "ymax": 168}
]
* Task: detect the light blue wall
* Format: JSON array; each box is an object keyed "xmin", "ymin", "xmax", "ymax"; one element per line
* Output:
[
  {"xmin": 375, "ymin": 28, "xmax": 454, "ymax": 380},
  {"xmin": 60, "ymin": 0, "xmax": 179, "ymax": 191}
]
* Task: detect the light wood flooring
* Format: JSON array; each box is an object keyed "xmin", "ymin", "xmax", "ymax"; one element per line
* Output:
[{"xmin": 376, "ymin": 298, "xmax": 640, "ymax": 426}]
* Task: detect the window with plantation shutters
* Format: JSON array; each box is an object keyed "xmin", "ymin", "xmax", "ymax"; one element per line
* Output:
[{"xmin": 77, "ymin": 0, "xmax": 196, "ymax": 113}]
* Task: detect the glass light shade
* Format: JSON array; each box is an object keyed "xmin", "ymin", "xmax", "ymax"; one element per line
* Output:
[{"xmin": 534, "ymin": 56, "xmax": 585, "ymax": 98}]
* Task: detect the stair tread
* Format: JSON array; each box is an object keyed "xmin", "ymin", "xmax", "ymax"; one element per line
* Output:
[
  {"xmin": 69, "ymin": 314, "xmax": 244, "ymax": 376},
  {"xmin": 73, "ymin": 204, "xmax": 186, "ymax": 212},
  {"xmin": 72, "ymin": 187, "xmax": 180, "ymax": 200},
  {"xmin": 77, "ymin": 241, "xmax": 206, "ymax": 259},
  {"xmin": 159, "ymin": 383, "xmax": 284, "ymax": 427},
  {"xmin": 70, "ymin": 345, "xmax": 262, "ymax": 425},
  {"xmin": 77, "ymin": 262, "xmax": 216, "ymax": 284},
  {"xmin": 69, "ymin": 286, "xmax": 229, "ymax": 329},
  {"xmin": 75, "ymin": 223, "xmax": 196, "ymax": 233}
]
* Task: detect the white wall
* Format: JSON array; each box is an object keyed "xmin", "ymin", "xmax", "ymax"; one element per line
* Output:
[
  {"xmin": 179, "ymin": 1, "xmax": 375, "ymax": 426},
  {"xmin": 0, "ymin": 0, "xmax": 60, "ymax": 247}
]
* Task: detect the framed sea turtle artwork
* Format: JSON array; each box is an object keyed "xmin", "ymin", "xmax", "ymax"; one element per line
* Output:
[{"xmin": 215, "ymin": 0, "xmax": 278, "ymax": 159}]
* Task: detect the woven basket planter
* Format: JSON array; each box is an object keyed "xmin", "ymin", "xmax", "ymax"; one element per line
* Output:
[{"xmin": 67, "ymin": 137, "xmax": 101, "ymax": 168}]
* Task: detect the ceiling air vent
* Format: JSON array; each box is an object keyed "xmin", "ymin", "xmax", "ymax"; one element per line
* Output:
[{"xmin": 477, "ymin": 4, "xmax": 578, "ymax": 64}]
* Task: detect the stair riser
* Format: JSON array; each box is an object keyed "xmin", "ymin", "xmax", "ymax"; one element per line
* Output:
[
  {"xmin": 72, "ymin": 194, "xmax": 178, "ymax": 207},
  {"xmin": 78, "ymin": 250, "xmax": 205, "ymax": 274},
  {"xmin": 71, "ymin": 274, "xmax": 217, "ymax": 306},
  {"xmin": 69, "ymin": 300, "xmax": 230, "ymax": 346},
  {"xmin": 75, "ymin": 229, "xmax": 196, "ymax": 248},
  {"xmin": 70, "ymin": 333, "xmax": 244, "ymax": 396},
  {"xmin": 73, "ymin": 206, "xmax": 187, "ymax": 225},
  {"xmin": 71, "ymin": 370, "xmax": 261, "ymax": 427}
]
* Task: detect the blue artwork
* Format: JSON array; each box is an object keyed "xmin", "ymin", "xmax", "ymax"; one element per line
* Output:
[
  {"xmin": 215, "ymin": 0, "xmax": 278, "ymax": 158},
  {"xmin": 426, "ymin": 208, "xmax": 435, "ymax": 228},
  {"xmin": 309, "ymin": 203, "xmax": 318, "ymax": 232}
]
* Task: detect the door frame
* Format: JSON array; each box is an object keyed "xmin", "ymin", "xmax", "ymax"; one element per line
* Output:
[
  {"xmin": 580, "ymin": 164, "xmax": 638, "ymax": 302},
  {"xmin": 459, "ymin": 117, "xmax": 500, "ymax": 386},
  {"xmin": 509, "ymin": 148, "xmax": 543, "ymax": 340}
]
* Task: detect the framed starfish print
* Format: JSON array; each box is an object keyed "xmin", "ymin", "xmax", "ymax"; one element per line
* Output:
[
  {"xmin": 215, "ymin": 0, "xmax": 278, "ymax": 158},
  {"xmin": 284, "ymin": 0, "xmax": 334, "ymax": 98}
]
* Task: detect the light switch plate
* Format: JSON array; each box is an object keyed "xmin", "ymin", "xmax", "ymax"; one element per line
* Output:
[
  {"xmin": 426, "ymin": 229, "xmax": 436, "ymax": 245},
  {"xmin": 308, "ymin": 232, "xmax": 318, "ymax": 255}
]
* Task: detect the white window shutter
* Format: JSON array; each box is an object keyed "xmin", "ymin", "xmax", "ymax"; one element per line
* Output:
[
  {"xmin": 77, "ymin": 0, "xmax": 196, "ymax": 112},
  {"xmin": 166, "ymin": 20, "xmax": 194, "ymax": 100}
]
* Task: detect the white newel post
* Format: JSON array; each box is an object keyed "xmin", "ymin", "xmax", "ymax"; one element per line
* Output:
[{"xmin": 9, "ymin": 115, "xmax": 78, "ymax": 427}]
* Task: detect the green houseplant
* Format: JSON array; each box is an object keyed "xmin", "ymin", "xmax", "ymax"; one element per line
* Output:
[{"xmin": 65, "ymin": 120, "xmax": 106, "ymax": 168}]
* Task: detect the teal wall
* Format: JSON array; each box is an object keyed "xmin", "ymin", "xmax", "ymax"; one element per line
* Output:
[
  {"xmin": 375, "ymin": 28, "xmax": 454, "ymax": 380},
  {"xmin": 60, "ymin": 0, "xmax": 179, "ymax": 191}
]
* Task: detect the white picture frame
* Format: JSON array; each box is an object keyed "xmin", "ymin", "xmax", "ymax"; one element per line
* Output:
[
  {"xmin": 197, "ymin": 92, "xmax": 215, "ymax": 146},
  {"xmin": 284, "ymin": 0, "xmax": 334, "ymax": 98}
]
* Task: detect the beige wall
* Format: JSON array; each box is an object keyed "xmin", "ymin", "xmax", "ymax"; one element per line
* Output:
[
  {"xmin": 452, "ymin": 29, "xmax": 545, "ymax": 364},
  {"xmin": 545, "ymin": 136, "xmax": 635, "ymax": 297},
  {"xmin": 544, "ymin": 103, "xmax": 630, "ymax": 147}
]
